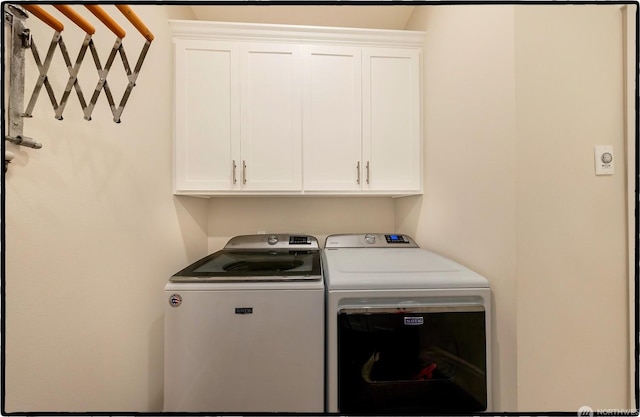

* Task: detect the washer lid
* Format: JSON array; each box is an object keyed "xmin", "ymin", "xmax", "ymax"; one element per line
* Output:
[
  {"xmin": 172, "ymin": 234, "xmax": 321, "ymax": 282},
  {"xmin": 172, "ymin": 249, "xmax": 322, "ymax": 282},
  {"xmin": 323, "ymin": 247, "xmax": 489, "ymax": 290}
]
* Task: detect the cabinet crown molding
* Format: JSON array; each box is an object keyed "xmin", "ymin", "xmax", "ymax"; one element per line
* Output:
[{"xmin": 169, "ymin": 20, "xmax": 425, "ymax": 47}]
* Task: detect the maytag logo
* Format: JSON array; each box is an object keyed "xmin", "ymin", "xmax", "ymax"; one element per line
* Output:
[
  {"xmin": 169, "ymin": 294, "xmax": 182, "ymax": 307},
  {"xmin": 235, "ymin": 307, "xmax": 253, "ymax": 315},
  {"xmin": 404, "ymin": 316, "xmax": 424, "ymax": 326}
]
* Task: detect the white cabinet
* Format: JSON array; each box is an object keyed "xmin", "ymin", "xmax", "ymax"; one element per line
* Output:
[
  {"xmin": 363, "ymin": 48, "xmax": 421, "ymax": 192},
  {"xmin": 302, "ymin": 46, "xmax": 362, "ymax": 191},
  {"xmin": 302, "ymin": 46, "xmax": 421, "ymax": 193},
  {"xmin": 175, "ymin": 41, "xmax": 301, "ymax": 193},
  {"xmin": 240, "ymin": 43, "xmax": 302, "ymax": 191},
  {"xmin": 174, "ymin": 39, "xmax": 239, "ymax": 192},
  {"xmin": 171, "ymin": 21, "xmax": 424, "ymax": 196}
]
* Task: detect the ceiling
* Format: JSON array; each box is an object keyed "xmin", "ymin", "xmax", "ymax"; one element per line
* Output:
[{"xmin": 189, "ymin": 5, "xmax": 416, "ymax": 30}]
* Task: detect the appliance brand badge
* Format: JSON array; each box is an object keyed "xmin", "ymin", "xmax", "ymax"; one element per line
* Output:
[
  {"xmin": 169, "ymin": 294, "xmax": 182, "ymax": 307},
  {"xmin": 404, "ymin": 316, "xmax": 424, "ymax": 326},
  {"xmin": 235, "ymin": 307, "xmax": 253, "ymax": 315}
]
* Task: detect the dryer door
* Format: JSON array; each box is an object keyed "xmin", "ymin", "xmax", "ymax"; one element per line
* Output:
[{"xmin": 338, "ymin": 303, "xmax": 487, "ymax": 413}]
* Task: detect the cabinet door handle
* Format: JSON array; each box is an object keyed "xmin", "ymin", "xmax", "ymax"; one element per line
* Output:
[
  {"xmin": 356, "ymin": 161, "xmax": 361, "ymax": 185},
  {"xmin": 242, "ymin": 160, "xmax": 247, "ymax": 184},
  {"xmin": 366, "ymin": 161, "xmax": 370, "ymax": 184},
  {"xmin": 232, "ymin": 160, "xmax": 237, "ymax": 184}
]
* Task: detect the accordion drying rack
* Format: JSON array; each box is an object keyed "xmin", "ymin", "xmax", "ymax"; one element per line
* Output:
[{"xmin": 4, "ymin": 4, "xmax": 154, "ymax": 170}]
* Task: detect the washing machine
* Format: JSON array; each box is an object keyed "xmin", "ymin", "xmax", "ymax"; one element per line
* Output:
[
  {"xmin": 164, "ymin": 234, "xmax": 324, "ymax": 412},
  {"xmin": 323, "ymin": 233, "xmax": 492, "ymax": 413}
]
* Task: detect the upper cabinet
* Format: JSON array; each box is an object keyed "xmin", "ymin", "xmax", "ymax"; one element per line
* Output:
[
  {"xmin": 363, "ymin": 48, "xmax": 421, "ymax": 192},
  {"xmin": 174, "ymin": 40, "xmax": 301, "ymax": 192},
  {"xmin": 171, "ymin": 20, "xmax": 424, "ymax": 197},
  {"xmin": 302, "ymin": 45, "xmax": 362, "ymax": 192},
  {"xmin": 240, "ymin": 43, "xmax": 302, "ymax": 191},
  {"xmin": 174, "ymin": 39, "xmax": 239, "ymax": 192}
]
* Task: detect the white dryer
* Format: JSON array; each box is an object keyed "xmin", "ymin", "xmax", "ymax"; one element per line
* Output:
[
  {"xmin": 164, "ymin": 234, "xmax": 324, "ymax": 412},
  {"xmin": 323, "ymin": 233, "xmax": 492, "ymax": 413}
]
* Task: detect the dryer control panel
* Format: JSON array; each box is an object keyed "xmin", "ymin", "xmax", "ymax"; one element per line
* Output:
[
  {"xmin": 325, "ymin": 233, "xmax": 418, "ymax": 248},
  {"xmin": 384, "ymin": 234, "xmax": 410, "ymax": 244}
]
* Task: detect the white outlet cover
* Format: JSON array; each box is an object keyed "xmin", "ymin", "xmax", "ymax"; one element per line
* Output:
[{"xmin": 594, "ymin": 145, "xmax": 614, "ymax": 175}]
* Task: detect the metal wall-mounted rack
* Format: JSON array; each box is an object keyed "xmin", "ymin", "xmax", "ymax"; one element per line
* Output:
[{"xmin": 4, "ymin": 4, "xmax": 154, "ymax": 171}]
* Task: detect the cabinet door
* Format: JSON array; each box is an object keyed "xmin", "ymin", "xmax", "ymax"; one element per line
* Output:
[
  {"xmin": 363, "ymin": 48, "xmax": 421, "ymax": 192},
  {"xmin": 174, "ymin": 40, "xmax": 240, "ymax": 192},
  {"xmin": 302, "ymin": 46, "xmax": 362, "ymax": 191},
  {"xmin": 240, "ymin": 43, "xmax": 302, "ymax": 191}
]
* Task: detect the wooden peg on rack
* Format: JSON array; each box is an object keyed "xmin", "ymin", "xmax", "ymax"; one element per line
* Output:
[
  {"xmin": 85, "ymin": 5, "xmax": 126, "ymax": 39},
  {"xmin": 115, "ymin": 5, "xmax": 154, "ymax": 42},
  {"xmin": 22, "ymin": 4, "xmax": 64, "ymax": 33},
  {"xmin": 52, "ymin": 5, "xmax": 95, "ymax": 35}
]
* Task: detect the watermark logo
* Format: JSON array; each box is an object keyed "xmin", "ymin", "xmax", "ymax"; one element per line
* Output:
[
  {"xmin": 578, "ymin": 406, "xmax": 639, "ymax": 416},
  {"xmin": 578, "ymin": 406, "xmax": 594, "ymax": 417}
]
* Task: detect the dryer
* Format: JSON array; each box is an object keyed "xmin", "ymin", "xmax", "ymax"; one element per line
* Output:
[
  {"xmin": 323, "ymin": 233, "xmax": 492, "ymax": 413},
  {"xmin": 164, "ymin": 234, "xmax": 324, "ymax": 412}
]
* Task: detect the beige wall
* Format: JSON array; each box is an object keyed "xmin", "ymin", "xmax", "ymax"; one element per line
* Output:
[
  {"xmin": 623, "ymin": 5, "xmax": 637, "ymax": 404},
  {"xmin": 399, "ymin": 3, "xmax": 632, "ymax": 412},
  {"xmin": 4, "ymin": 5, "xmax": 205, "ymax": 412},
  {"xmin": 190, "ymin": 5, "xmax": 415, "ymax": 30},
  {"xmin": 206, "ymin": 197, "xmax": 395, "ymax": 252},
  {"xmin": 400, "ymin": 5, "xmax": 518, "ymax": 411},
  {"xmin": 514, "ymin": 5, "xmax": 629, "ymax": 410},
  {"xmin": 3, "ymin": 3, "xmax": 634, "ymax": 413}
]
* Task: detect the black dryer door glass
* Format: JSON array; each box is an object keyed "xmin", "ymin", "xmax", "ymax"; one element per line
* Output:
[{"xmin": 338, "ymin": 305, "xmax": 487, "ymax": 413}]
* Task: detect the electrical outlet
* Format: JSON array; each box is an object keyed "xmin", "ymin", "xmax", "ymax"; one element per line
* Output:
[{"xmin": 594, "ymin": 146, "xmax": 614, "ymax": 176}]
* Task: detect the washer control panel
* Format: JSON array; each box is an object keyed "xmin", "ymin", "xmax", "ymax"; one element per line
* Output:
[
  {"xmin": 325, "ymin": 233, "xmax": 418, "ymax": 248},
  {"xmin": 225, "ymin": 234, "xmax": 319, "ymax": 250}
]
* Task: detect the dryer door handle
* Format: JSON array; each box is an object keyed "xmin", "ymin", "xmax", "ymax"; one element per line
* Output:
[{"xmin": 339, "ymin": 304, "xmax": 485, "ymax": 315}]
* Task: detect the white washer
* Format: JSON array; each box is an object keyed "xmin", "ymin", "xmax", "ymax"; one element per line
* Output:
[
  {"xmin": 164, "ymin": 234, "xmax": 324, "ymax": 412},
  {"xmin": 323, "ymin": 233, "xmax": 492, "ymax": 413}
]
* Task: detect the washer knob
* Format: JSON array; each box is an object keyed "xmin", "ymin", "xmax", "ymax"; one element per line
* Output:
[
  {"xmin": 267, "ymin": 235, "xmax": 279, "ymax": 245},
  {"xmin": 364, "ymin": 234, "xmax": 376, "ymax": 244}
]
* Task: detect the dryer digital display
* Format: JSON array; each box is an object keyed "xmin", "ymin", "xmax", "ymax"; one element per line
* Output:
[{"xmin": 385, "ymin": 234, "xmax": 410, "ymax": 244}]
